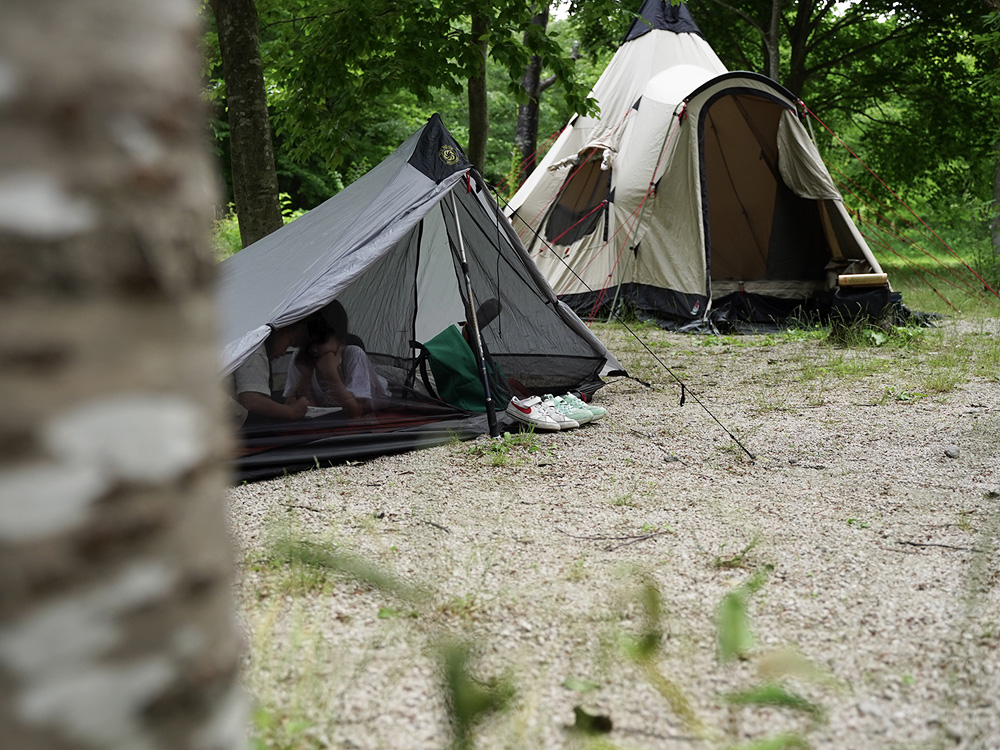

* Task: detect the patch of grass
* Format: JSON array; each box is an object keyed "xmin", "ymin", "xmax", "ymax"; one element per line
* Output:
[
  {"xmin": 878, "ymin": 386, "xmax": 928, "ymax": 404},
  {"xmin": 215, "ymin": 193, "xmax": 308, "ymax": 262},
  {"xmin": 952, "ymin": 323, "xmax": 1000, "ymax": 372},
  {"xmin": 747, "ymin": 386, "xmax": 789, "ymax": 415},
  {"xmin": 212, "ymin": 209, "xmax": 243, "ymax": 261},
  {"xmin": 717, "ymin": 566, "xmax": 773, "ymax": 664},
  {"xmin": 251, "ymin": 705, "xmax": 323, "ymax": 750},
  {"xmin": 256, "ymin": 528, "xmax": 426, "ymax": 601},
  {"xmin": 563, "ymin": 557, "xmax": 588, "ymax": 582},
  {"xmin": 439, "ymin": 642, "xmax": 515, "ymax": 750},
  {"xmin": 920, "ymin": 348, "xmax": 971, "ymax": 394},
  {"xmin": 825, "ymin": 320, "xmax": 926, "ymax": 350},
  {"xmin": 713, "ymin": 428, "xmax": 758, "ymax": 464},
  {"xmin": 699, "ymin": 329, "xmax": 826, "ymax": 349},
  {"xmin": 617, "ymin": 579, "xmax": 706, "ymax": 738},
  {"xmin": 721, "ymin": 684, "xmax": 824, "ymax": 721},
  {"xmin": 958, "ymin": 509, "xmax": 974, "ymax": 531},
  {"xmin": 598, "ymin": 567, "xmax": 835, "ymax": 747},
  {"xmin": 799, "ymin": 352, "xmax": 891, "ymax": 386},
  {"xmin": 468, "ymin": 430, "xmax": 540, "ymax": 467},
  {"xmin": 611, "ymin": 492, "xmax": 637, "ymax": 508},
  {"xmin": 250, "ymin": 533, "xmax": 337, "ymax": 597},
  {"xmin": 439, "ymin": 594, "xmax": 480, "ymax": 622},
  {"xmin": 714, "ymin": 536, "xmax": 762, "ymax": 570}
]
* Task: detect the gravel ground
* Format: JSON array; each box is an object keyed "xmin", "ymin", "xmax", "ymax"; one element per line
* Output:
[{"xmin": 227, "ymin": 318, "xmax": 1000, "ymax": 750}]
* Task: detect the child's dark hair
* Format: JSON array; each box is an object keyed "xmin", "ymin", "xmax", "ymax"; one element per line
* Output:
[{"xmin": 317, "ymin": 300, "xmax": 349, "ymax": 340}]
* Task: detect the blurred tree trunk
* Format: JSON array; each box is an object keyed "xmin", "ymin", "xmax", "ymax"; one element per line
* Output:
[
  {"xmin": 467, "ymin": 10, "xmax": 491, "ymax": 173},
  {"xmin": 993, "ymin": 138, "xmax": 1000, "ymax": 255},
  {"xmin": 210, "ymin": 0, "xmax": 283, "ymax": 247},
  {"xmin": 0, "ymin": 1, "xmax": 245, "ymax": 748}
]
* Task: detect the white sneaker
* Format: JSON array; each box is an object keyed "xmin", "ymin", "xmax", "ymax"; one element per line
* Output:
[
  {"xmin": 541, "ymin": 395, "xmax": 583, "ymax": 429},
  {"xmin": 561, "ymin": 392, "xmax": 606, "ymax": 421},
  {"xmin": 544, "ymin": 393, "xmax": 593, "ymax": 426},
  {"xmin": 505, "ymin": 396, "xmax": 562, "ymax": 431}
]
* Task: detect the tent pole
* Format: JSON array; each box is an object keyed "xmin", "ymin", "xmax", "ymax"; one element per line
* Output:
[{"xmin": 450, "ymin": 189, "xmax": 500, "ymax": 437}]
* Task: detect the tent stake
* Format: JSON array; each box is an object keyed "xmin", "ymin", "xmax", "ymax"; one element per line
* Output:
[{"xmin": 450, "ymin": 189, "xmax": 500, "ymax": 437}]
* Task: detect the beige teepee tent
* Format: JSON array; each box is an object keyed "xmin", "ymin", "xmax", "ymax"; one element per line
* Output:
[{"xmin": 506, "ymin": 0, "xmax": 887, "ymax": 330}]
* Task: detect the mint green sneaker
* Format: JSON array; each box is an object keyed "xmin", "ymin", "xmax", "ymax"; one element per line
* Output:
[
  {"xmin": 561, "ymin": 392, "xmax": 606, "ymax": 421},
  {"xmin": 543, "ymin": 394, "xmax": 592, "ymax": 426}
]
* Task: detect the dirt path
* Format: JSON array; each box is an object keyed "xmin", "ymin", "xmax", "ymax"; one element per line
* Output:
[{"xmin": 228, "ymin": 319, "xmax": 1000, "ymax": 749}]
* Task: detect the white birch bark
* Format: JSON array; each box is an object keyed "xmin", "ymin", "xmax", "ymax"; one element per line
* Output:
[{"xmin": 0, "ymin": 1, "xmax": 245, "ymax": 748}]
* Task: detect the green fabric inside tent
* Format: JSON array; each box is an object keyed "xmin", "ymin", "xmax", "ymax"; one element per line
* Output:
[{"xmin": 425, "ymin": 325, "xmax": 510, "ymax": 412}]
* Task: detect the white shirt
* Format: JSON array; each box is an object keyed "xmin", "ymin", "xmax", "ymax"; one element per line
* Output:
[{"xmin": 283, "ymin": 345, "xmax": 390, "ymax": 408}]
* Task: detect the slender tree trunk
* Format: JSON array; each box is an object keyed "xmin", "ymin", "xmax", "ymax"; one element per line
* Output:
[
  {"xmin": 785, "ymin": 0, "xmax": 813, "ymax": 96},
  {"xmin": 467, "ymin": 11, "xmax": 491, "ymax": 173},
  {"xmin": 0, "ymin": 1, "xmax": 245, "ymax": 748},
  {"xmin": 210, "ymin": 0, "xmax": 283, "ymax": 247},
  {"xmin": 514, "ymin": 6, "xmax": 552, "ymax": 182},
  {"xmin": 765, "ymin": 0, "xmax": 783, "ymax": 82}
]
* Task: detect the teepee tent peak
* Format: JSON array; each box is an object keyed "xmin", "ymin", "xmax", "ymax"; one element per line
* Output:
[
  {"xmin": 507, "ymin": 0, "xmax": 726, "ymax": 221},
  {"xmin": 623, "ymin": 0, "xmax": 706, "ymax": 42}
]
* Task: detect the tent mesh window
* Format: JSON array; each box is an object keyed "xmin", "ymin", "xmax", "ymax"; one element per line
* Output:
[
  {"xmin": 448, "ymin": 185, "xmax": 608, "ymax": 393},
  {"xmin": 545, "ymin": 153, "xmax": 611, "ymax": 245}
]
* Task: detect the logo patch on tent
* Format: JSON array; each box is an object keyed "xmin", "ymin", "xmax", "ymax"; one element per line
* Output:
[{"xmin": 439, "ymin": 145, "xmax": 459, "ymax": 165}]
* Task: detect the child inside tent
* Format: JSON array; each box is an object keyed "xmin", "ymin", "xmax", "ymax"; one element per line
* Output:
[{"xmin": 283, "ymin": 301, "xmax": 390, "ymax": 418}]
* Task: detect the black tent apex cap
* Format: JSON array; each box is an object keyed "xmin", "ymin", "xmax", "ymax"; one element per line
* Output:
[
  {"xmin": 623, "ymin": 0, "xmax": 704, "ymax": 44},
  {"xmin": 409, "ymin": 113, "xmax": 472, "ymax": 183}
]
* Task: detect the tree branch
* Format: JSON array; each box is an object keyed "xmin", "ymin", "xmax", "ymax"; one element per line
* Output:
[
  {"xmin": 701, "ymin": 0, "xmax": 766, "ymax": 36},
  {"xmin": 259, "ymin": 10, "xmax": 346, "ymax": 31},
  {"xmin": 537, "ymin": 73, "xmax": 558, "ymax": 94}
]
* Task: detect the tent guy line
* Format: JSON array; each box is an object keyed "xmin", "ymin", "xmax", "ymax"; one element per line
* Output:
[
  {"xmin": 803, "ymin": 102, "xmax": 1000, "ymax": 304},
  {"xmin": 491, "ymin": 183, "xmax": 756, "ymax": 463}
]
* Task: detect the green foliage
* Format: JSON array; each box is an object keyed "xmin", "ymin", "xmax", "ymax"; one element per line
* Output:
[
  {"xmin": 714, "ymin": 535, "xmax": 761, "ymax": 570},
  {"xmin": 202, "ymin": 1, "xmax": 617, "ymax": 209},
  {"xmin": 722, "ymin": 684, "xmax": 824, "ymax": 722},
  {"xmin": 256, "ymin": 1, "xmax": 596, "ymax": 180},
  {"xmin": 251, "ymin": 706, "xmax": 318, "ymax": 750},
  {"xmin": 616, "ymin": 578, "xmax": 706, "ymax": 737},
  {"xmin": 203, "ymin": 0, "xmax": 1000, "ymax": 279},
  {"xmin": 825, "ymin": 320, "xmax": 925, "ymax": 350},
  {"xmin": 262, "ymin": 533, "xmax": 426, "ymax": 602},
  {"xmin": 723, "ymin": 734, "xmax": 810, "ymax": 750},
  {"xmin": 717, "ymin": 566, "xmax": 772, "ymax": 663},
  {"xmin": 212, "ymin": 208, "xmax": 242, "ymax": 261},
  {"xmin": 212, "ymin": 192, "xmax": 313, "ymax": 260},
  {"xmin": 439, "ymin": 642, "xmax": 515, "ymax": 750}
]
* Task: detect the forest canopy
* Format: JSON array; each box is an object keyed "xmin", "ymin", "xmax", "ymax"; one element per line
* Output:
[{"xmin": 202, "ymin": 0, "xmax": 1000, "ymax": 280}]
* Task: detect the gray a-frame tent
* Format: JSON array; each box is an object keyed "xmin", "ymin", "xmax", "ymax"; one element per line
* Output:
[{"xmin": 219, "ymin": 115, "xmax": 621, "ymax": 481}]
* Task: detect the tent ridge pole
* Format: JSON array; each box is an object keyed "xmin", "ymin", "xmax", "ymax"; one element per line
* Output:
[{"xmin": 450, "ymin": 188, "xmax": 500, "ymax": 437}]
